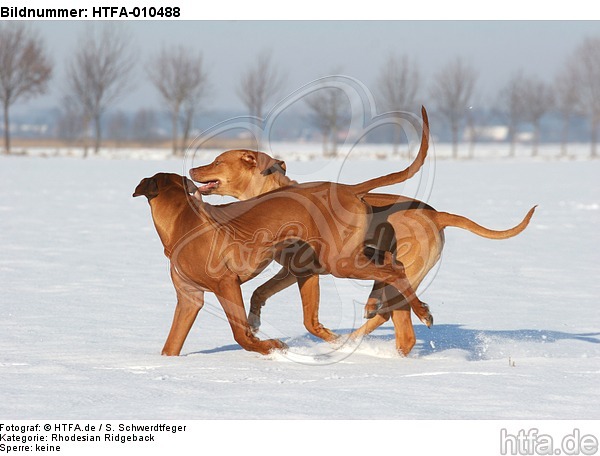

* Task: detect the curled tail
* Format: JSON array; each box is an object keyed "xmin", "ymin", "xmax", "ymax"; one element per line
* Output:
[
  {"xmin": 352, "ymin": 105, "xmax": 430, "ymax": 196},
  {"xmin": 433, "ymin": 206, "xmax": 537, "ymax": 239}
]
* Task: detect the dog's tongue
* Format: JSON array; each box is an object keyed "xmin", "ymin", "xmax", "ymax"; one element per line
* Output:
[{"xmin": 197, "ymin": 181, "xmax": 218, "ymax": 193}]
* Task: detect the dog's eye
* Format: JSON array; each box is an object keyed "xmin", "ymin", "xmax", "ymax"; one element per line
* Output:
[{"xmin": 214, "ymin": 160, "xmax": 221, "ymax": 166}]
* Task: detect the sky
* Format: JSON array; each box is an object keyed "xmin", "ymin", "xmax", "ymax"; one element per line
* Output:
[{"xmin": 13, "ymin": 20, "xmax": 600, "ymax": 115}]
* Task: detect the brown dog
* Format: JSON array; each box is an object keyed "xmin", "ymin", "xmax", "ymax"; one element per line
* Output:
[
  {"xmin": 133, "ymin": 130, "xmax": 439, "ymax": 355},
  {"xmin": 189, "ymin": 134, "xmax": 536, "ymax": 355}
]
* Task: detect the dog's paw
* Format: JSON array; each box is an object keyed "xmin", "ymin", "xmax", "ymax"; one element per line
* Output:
[
  {"xmin": 421, "ymin": 311, "xmax": 434, "ymax": 328},
  {"xmin": 364, "ymin": 301, "xmax": 381, "ymax": 319},
  {"xmin": 413, "ymin": 302, "xmax": 433, "ymax": 328},
  {"xmin": 364, "ymin": 309, "xmax": 378, "ymax": 319},
  {"xmin": 270, "ymin": 340, "xmax": 288, "ymax": 353}
]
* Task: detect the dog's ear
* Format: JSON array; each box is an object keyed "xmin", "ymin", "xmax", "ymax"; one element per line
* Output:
[
  {"xmin": 183, "ymin": 177, "xmax": 198, "ymax": 194},
  {"xmin": 240, "ymin": 150, "xmax": 258, "ymax": 168},
  {"xmin": 133, "ymin": 177, "xmax": 159, "ymax": 200},
  {"xmin": 261, "ymin": 159, "xmax": 287, "ymax": 176}
]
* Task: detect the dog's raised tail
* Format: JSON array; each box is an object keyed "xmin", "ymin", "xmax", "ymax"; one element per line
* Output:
[
  {"xmin": 434, "ymin": 206, "xmax": 537, "ymax": 240},
  {"xmin": 352, "ymin": 105, "xmax": 429, "ymax": 196}
]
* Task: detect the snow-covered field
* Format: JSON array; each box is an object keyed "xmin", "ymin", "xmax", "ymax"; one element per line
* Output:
[{"xmin": 1, "ymin": 146, "xmax": 598, "ymax": 420}]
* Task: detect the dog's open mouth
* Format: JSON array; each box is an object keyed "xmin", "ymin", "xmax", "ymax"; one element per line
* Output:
[{"xmin": 196, "ymin": 180, "xmax": 220, "ymax": 194}]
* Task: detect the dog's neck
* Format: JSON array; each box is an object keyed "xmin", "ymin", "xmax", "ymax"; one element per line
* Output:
[
  {"xmin": 149, "ymin": 191, "xmax": 203, "ymax": 257},
  {"xmin": 239, "ymin": 172, "xmax": 296, "ymax": 200}
]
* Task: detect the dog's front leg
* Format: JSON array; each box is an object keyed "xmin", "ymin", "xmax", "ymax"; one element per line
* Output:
[
  {"xmin": 348, "ymin": 313, "xmax": 391, "ymax": 342},
  {"xmin": 216, "ymin": 278, "xmax": 287, "ymax": 354},
  {"xmin": 162, "ymin": 271, "xmax": 205, "ymax": 356},
  {"xmin": 249, "ymin": 267, "xmax": 296, "ymax": 334},
  {"xmin": 363, "ymin": 281, "xmax": 386, "ymax": 319},
  {"xmin": 296, "ymin": 274, "xmax": 339, "ymax": 342}
]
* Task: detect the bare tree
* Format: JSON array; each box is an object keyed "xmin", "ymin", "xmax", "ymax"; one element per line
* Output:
[
  {"xmin": 107, "ymin": 110, "xmax": 130, "ymax": 147},
  {"xmin": 56, "ymin": 95, "xmax": 85, "ymax": 146},
  {"xmin": 570, "ymin": 36, "xmax": 600, "ymax": 157},
  {"xmin": 305, "ymin": 87, "xmax": 350, "ymax": 157},
  {"xmin": 554, "ymin": 65, "xmax": 580, "ymax": 157},
  {"xmin": 376, "ymin": 54, "xmax": 420, "ymax": 154},
  {"xmin": 148, "ymin": 45, "xmax": 209, "ymax": 156},
  {"xmin": 180, "ymin": 97, "xmax": 199, "ymax": 155},
  {"xmin": 429, "ymin": 57, "xmax": 477, "ymax": 158},
  {"xmin": 497, "ymin": 72, "xmax": 528, "ymax": 157},
  {"xmin": 237, "ymin": 50, "xmax": 285, "ymax": 119},
  {"xmin": 0, "ymin": 23, "xmax": 52, "ymax": 154},
  {"xmin": 65, "ymin": 24, "xmax": 135, "ymax": 157},
  {"xmin": 464, "ymin": 103, "xmax": 489, "ymax": 158},
  {"xmin": 131, "ymin": 108, "xmax": 158, "ymax": 145},
  {"xmin": 520, "ymin": 76, "xmax": 554, "ymax": 156}
]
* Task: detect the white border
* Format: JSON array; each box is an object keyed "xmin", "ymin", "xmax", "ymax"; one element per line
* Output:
[{"xmin": 8, "ymin": 0, "xmax": 600, "ymax": 20}]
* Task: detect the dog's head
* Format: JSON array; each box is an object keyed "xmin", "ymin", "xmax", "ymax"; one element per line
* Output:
[
  {"xmin": 133, "ymin": 173, "xmax": 199, "ymax": 201},
  {"xmin": 189, "ymin": 149, "xmax": 286, "ymax": 198}
]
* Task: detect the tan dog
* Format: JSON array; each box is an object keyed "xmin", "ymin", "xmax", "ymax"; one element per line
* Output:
[
  {"xmin": 189, "ymin": 130, "xmax": 536, "ymax": 355},
  {"xmin": 133, "ymin": 131, "xmax": 439, "ymax": 355}
]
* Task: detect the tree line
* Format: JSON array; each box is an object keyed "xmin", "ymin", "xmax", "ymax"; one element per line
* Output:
[{"xmin": 1, "ymin": 22, "xmax": 599, "ymax": 158}]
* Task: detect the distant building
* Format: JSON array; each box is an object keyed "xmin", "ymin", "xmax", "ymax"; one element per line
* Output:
[{"xmin": 463, "ymin": 125, "xmax": 509, "ymax": 142}]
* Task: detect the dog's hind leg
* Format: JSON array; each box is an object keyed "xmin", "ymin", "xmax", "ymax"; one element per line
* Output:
[
  {"xmin": 249, "ymin": 267, "xmax": 296, "ymax": 334},
  {"xmin": 380, "ymin": 284, "xmax": 416, "ymax": 355},
  {"xmin": 348, "ymin": 281, "xmax": 416, "ymax": 355},
  {"xmin": 390, "ymin": 308, "xmax": 416, "ymax": 356},
  {"xmin": 334, "ymin": 254, "xmax": 432, "ymax": 328},
  {"xmin": 363, "ymin": 220, "xmax": 397, "ymax": 319}
]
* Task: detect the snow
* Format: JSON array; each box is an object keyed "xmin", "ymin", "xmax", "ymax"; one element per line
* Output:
[{"xmin": 0, "ymin": 146, "xmax": 599, "ymax": 420}]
